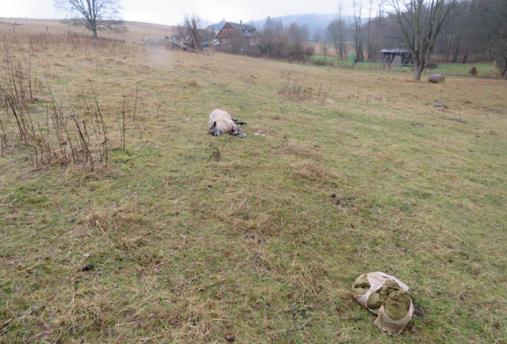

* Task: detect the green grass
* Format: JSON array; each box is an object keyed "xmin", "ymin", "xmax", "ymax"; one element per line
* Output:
[
  {"xmin": 430, "ymin": 63, "xmax": 496, "ymax": 77},
  {"xmin": 1, "ymin": 34, "xmax": 507, "ymax": 343},
  {"xmin": 312, "ymin": 54, "xmax": 498, "ymax": 77}
]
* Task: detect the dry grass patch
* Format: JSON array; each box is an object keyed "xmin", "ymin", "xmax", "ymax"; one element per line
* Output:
[
  {"xmin": 80, "ymin": 205, "xmax": 145, "ymax": 233},
  {"xmin": 292, "ymin": 160, "xmax": 337, "ymax": 183},
  {"xmin": 277, "ymin": 138, "xmax": 323, "ymax": 161}
]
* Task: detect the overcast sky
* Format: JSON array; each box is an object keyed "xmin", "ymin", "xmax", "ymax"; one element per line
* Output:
[{"xmin": 2, "ymin": 0, "xmax": 356, "ymax": 25}]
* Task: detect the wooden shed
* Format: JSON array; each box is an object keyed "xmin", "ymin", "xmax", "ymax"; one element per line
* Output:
[{"xmin": 380, "ymin": 49, "xmax": 413, "ymax": 66}]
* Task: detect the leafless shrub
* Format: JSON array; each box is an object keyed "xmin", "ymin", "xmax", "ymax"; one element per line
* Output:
[
  {"xmin": 0, "ymin": 53, "xmax": 137, "ymax": 170},
  {"xmin": 279, "ymin": 75, "xmax": 329, "ymax": 102},
  {"xmin": 0, "ymin": 115, "xmax": 7, "ymax": 155},
  {"xmin": 0, "ymin": 53, "xmax": 41, "ymax": 146},
  {"xmin": 1, "ymin": 85, "xmax": 109, "ymax": 169},
  {"xmin": 257, "ymin": 23, "xmax": 315, "ymax": 62},
  {"xmin": 117, "ymin": 87, "xmax": 140, "ymax": 152},
  {"xmin": 119, "ymin": 95, "xmax": 128, "ymax": 151},
  {"xmin": 133, "ymin": 86, "xmax": 138, "ymax": 122},
  {"xmin": 279, "ymin": 78, "xmax": 313, "ymax": 101}
]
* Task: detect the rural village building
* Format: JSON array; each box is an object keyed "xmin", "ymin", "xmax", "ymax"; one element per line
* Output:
[{"xmin": 215, "ymin": 22, "xmax": 257, "ymax": 49}]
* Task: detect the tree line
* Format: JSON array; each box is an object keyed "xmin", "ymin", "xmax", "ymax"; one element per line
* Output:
[{"xmin": 324, "ymin": 0, "xmax": 507, "ymax": 78}]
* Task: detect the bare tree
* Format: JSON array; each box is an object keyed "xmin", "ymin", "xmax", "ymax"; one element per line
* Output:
[
  {"xmin": 55, "ymin": 0, "xmax": 121, "ymax": 38},
  {"xmin": 390, "ymin": 0, "xmax": 456, "ymax": 80},
  {"xmin": 327, "ymin": 2, "xmax": 348, "ymax": 60},
  {"xmin": 184, "ymin": 15, "xmax": 202, "ymax": 50},
  {"xmin": 372, "ymin": 2, "xmax": 387, "ymax": 61},
  {"xmin": 437, "ymin": 0, "xmax": 473, "ymax": 63},
  {"xmin": 487, "ymin": 0, "xmax": 507, "ymax": 77},
  {"xmin": 365, "ymin": 0, "xmax": 375, "ymax": 61},
  {"xmin": 257, "ymin": 21, "xmax": 313, "ymax": 61},
  {"xmin": 258, "ymin": 17, "xmax": 284, "ymax": 57},
  {"xmin": 352, "ymin": 0, "xmax": 365, "ymax": 62},
  {"xmin": 287, "ymin": 23, "xmax": 311, "ymax": 61}
]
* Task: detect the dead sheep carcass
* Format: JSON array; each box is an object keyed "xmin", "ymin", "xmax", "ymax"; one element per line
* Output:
[{"xmin": 208, "ymin": 109, "xmax": 244, "ymax": 137}]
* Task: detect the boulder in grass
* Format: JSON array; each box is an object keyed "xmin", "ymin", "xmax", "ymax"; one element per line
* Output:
[{"xmin": 428, "ymin": 74, "xmax": 445, "ymax": 83}]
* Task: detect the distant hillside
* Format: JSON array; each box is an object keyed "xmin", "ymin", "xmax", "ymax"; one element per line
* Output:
[
  {"xmin": 0, "ymin": 18, "xmax": 176, "ymax": 42},
  {"xmin": 251, "ymin": 14, "xmax": 339, "ymax": 37},
  {"xmin": 209, "ymin": 13, "xmax": 350, "ymax": 39}
]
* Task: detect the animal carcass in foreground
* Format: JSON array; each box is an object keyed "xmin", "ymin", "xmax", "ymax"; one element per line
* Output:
[{"xmin": 208, "ymin": 109, "xmax": 244, "ymax": 137}]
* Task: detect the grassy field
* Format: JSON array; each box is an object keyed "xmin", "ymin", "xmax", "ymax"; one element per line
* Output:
[
  {"xmin": 312, "ymin": 55, "xmax": 499, "ymax": 78},
  {"xmin": 1, "ymin": 28, "xmax": 506, "ymax": 343},
  {"xmin": 0, "ymin": 18, "xmax": 175, "ymax": 42}
]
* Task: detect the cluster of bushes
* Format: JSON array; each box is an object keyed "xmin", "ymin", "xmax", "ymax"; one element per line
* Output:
[
  {"xmin": 312, "ymin": 56, "xmax": 336, "ymax": 66},
  {"xmin": 219, "ymin": 21, "xmax": 315, "ymax": 62},
  {"xmin": 256, "ymin": 23, "xmax": 315, "ymax": 62}
]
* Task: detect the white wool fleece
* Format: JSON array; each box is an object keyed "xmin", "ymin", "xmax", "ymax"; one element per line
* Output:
[{"xmin": 208, "ymin": 109, "xmax": 240, "ymax": 136}]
